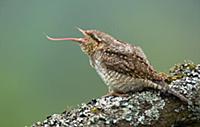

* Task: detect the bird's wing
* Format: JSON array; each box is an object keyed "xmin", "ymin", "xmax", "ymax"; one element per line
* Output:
[
  {"xmin": 134, "ymin": 46, "xmax": 150, "ymax": 65},
  {"xmin": 100, "ymin": 46, "xmax": 156, "ymax": 80},
  {"xmin": 115, "ymin": 40, "xmax": 151, "ymax": 65}
]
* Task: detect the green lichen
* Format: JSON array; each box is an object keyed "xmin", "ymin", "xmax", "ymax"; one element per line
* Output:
[{"xmin": 167, "ymin": 61, "xmax": 197, "ymax": 83}]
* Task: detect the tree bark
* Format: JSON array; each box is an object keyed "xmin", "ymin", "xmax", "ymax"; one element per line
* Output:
[{"xmin": 32, "ymin": 63, "xmax": 200, "ymax": 127}]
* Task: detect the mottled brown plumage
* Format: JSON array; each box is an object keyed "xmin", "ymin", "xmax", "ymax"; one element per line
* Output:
[{"xmin": 46, "ymin": 28, "xmax": 188, "ymax": 103}]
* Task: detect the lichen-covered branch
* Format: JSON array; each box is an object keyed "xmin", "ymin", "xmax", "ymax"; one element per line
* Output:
[{"xmin": 32, "ymin": 63, "xmax": 200, "ymax": 127}]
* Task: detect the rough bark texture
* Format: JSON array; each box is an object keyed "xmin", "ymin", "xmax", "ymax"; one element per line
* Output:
[{"xmin": 32, "ymin": 62, "xmax": 200, "ymax": 127}]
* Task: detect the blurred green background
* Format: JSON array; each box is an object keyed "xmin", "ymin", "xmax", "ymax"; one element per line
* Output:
[{"xmin": 0, "ymin": 0, "xmax": 200, "ymax": 126}]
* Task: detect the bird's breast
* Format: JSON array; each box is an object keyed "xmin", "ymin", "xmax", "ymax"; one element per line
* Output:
[{"xmin": 92, "ymin": 58, "xmax": 132, "ymax": 88}]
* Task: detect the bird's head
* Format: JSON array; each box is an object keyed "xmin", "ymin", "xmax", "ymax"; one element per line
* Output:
[{"xmin": 46, "ymin": 28, "xmax": 114, "ymax": 55}]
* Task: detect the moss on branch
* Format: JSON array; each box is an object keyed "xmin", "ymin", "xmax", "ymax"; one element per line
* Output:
[{"xmin": 32, "ymin": 62, "xmax": 200, "ymax": 127}]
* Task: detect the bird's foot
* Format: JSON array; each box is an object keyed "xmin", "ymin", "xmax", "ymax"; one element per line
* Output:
[{"xmin": 103, "ymin": 92, "xmax": 129, "ymax": 97}]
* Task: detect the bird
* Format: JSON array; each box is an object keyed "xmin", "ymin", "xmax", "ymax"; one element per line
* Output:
[{"xmin": 46, "ymin": 28, "xmax": 188, "ymax": 103}]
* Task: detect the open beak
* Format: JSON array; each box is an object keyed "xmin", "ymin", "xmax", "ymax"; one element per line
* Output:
[{"xmin": 45, "ymin": 28, "xmax": 87, "ymax": 43}]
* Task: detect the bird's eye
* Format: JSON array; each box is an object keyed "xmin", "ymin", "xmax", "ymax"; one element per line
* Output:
[{"xmin": 90, "ymin": 34, "xmax": 101, "ymax": 42}]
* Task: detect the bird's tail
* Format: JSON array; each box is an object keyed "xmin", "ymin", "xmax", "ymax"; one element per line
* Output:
[{"xmin": 159, "ymin": 81, "xmax": 189, "ymax": 103}]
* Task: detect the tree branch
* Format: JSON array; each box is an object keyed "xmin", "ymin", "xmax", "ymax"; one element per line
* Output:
[{"xmin": 32, "ymin": 62, "xmax": 200, "ymax": 127}]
